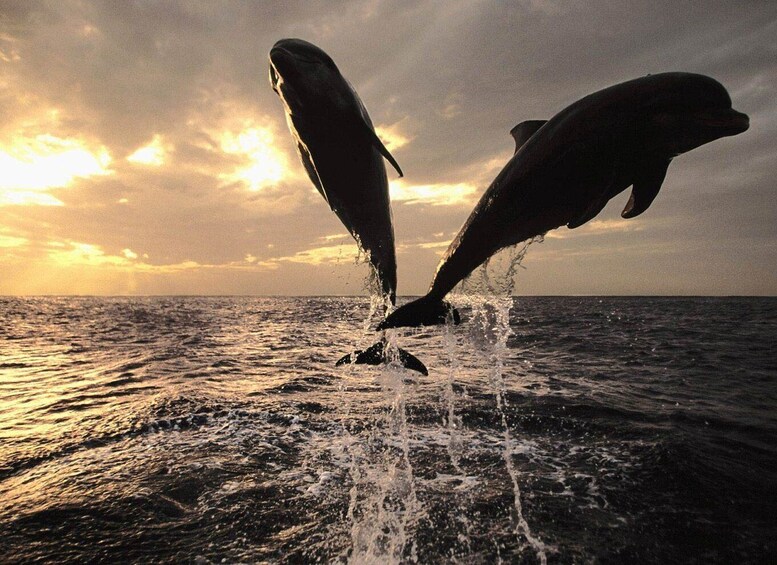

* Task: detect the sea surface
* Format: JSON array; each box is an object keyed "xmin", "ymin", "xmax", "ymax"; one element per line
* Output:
[{"xmin": 1, "ymin": 294, "xmax": 776, "ymax": 563}]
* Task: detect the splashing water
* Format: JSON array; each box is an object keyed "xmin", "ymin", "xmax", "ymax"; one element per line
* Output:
[
  {"xmin": 336, "ymin": 238, "xmax": 548, "ymax": 563},
  {"xmin": 335, "ymin": 238, "xmax": 547, "ymax": 563},
  {"xmin": 332, "ymin": 289, "xmax": 423, "ymax": 564},
  {"xmin": 347, "ymin": 361, "xmax": 422, "ymax": 564},
  {"xmin": 453, "ymin": 238, "xmax": 548, "ymax": 563}
]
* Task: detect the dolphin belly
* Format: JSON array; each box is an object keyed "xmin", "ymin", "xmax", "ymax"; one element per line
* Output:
[{"xmin": 301, "ymin": 129, "xmax": 397, "ymax": 302}]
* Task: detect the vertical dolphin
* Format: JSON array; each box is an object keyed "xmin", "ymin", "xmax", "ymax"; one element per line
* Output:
[
  {"xmin": 269, "ymin": 38, "xmax": 427, "ymax": 374},
  {"xmin": 379, "ymin": 73, "xmax": 749, "ymax": 330}
]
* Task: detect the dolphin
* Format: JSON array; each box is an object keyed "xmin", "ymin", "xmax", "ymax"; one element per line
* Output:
[
  {"xmin": 378, "ymin": 72, "xmax": 749, "ymax": 330},
  {"xmin": 269, "ymin": 38, "xmax": 427, "ymax": 374}
]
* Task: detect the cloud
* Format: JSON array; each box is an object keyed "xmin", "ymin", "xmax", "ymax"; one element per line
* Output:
[
  {"xmin": 0, "ymin": 0, "xmax": 774, "ymax": 295},
  {"xmin": 0, "ymin": 234, "xmax": 27, "ymax": 248},
  {"xmin": 216, "ymin": 124, "xmax": 289, "ymax": 191},
  {"xmin": 389, "ymin": 179, "xmax": 478, "ymax": 206},
  {"xmin": 127, "ymin": 134, "xmax": 170, "ymax": 166},
  {"xmin": 270, "ymin": 243, "xmax": 362, "ymax": 266},
  {"xmin": 0, "ymin": 131, "xmax": 111, "ymax": 206},
  {"xmin": 545, "ymin": 218, "xmax": 644, "ymax": 239}
]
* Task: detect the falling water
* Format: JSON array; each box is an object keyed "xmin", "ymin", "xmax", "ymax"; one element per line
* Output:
[
  {"xmin": 455, "ymin": 238, "xmax": 548, "ymax": 563},
  {"xmin": 337, "ymin": 238, "xmax": 548, "ymax": 563},
  {"xmin": 441, "ymin": 323, "xmax": 475, "ymax": 557},
  {"xmin": 334, "ymin": 290, "xmax": 423, "ymax": 564}
]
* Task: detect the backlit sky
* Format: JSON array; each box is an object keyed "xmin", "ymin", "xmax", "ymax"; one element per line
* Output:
[{"xmin": 1, "ymin": 1, "xmax": 776, "ymax": 296}]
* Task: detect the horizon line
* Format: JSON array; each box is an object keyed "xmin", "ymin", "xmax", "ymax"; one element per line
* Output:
[{"xmin": 2, "ymin": 294, "xmax": 776, "ymax": 299}]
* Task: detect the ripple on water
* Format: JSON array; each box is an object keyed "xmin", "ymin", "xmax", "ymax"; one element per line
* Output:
[{"xmin": 0, "ymin": 296, "xmax": 775, "ymax": 562}]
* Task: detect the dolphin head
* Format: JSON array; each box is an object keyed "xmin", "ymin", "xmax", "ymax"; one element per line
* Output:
[
  {"xmin": 642, "ymin": 74, "xmax": 749, "ymax": 156},
  {"xmin": 269, "ymin": 39, "xmax": 346, "ymax": 113}
]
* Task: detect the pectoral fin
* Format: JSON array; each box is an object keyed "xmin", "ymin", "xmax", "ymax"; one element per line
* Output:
[
  {"xmin": 297, "ymin": 142, "xmax": 330, "ymax": 206},
  {"xmin": 621, "ymin": 159, "xmax": 671, "ymax": 219},
  {"xmin": 359, "ymin": 119, "xmax": 404, "ymax": 178},
  {"xmin": 510, "ymin": 120, "xmax": 547, "ymax": 153}
]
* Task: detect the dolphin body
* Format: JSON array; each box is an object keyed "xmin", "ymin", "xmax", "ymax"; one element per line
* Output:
[
  {"xmin": 269, "ymin": 38, "xmax": 427, "ymax": 374},
  {"xmin": 379, "ymin": 72, "xmax": 749, "ymax": 330}
]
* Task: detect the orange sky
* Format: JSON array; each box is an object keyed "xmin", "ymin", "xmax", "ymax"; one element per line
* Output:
[{"xmin": 1, "ymin": 1, "xmax": 775, "ymax": 295}]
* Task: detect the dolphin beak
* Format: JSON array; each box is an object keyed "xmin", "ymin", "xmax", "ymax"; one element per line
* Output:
[
  {"xmin": 695, "ymin": 108, "xmax": 750, "ymax": 136},
  {"xmin": 726, "ymin": 109, "xmax": 750, "ymax": 135},
  {"xmin": 269, "ymin": 45, "xmax": 293, "ymax": 73}
]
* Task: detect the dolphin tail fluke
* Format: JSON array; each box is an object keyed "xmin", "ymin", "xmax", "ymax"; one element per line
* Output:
[
  {"xmin": 376, "ymin": 295, "xmax": 461, "ymax": 330},
  {"xmin": 335, "ymin": 340, "xmax": 428, "ymax": 376},
  {"xmin": 396, "ymin": 347, "xmax": 429, "ymax": 375}
]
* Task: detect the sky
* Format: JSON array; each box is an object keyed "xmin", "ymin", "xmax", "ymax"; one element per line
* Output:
[{"xmin": 1, "ymin": 0, "xmax": 776, "ymax": 296}]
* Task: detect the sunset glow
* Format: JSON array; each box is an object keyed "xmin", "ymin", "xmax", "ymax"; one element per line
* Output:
[
  {"xmin": 0, "ymin": 134, "xmax": 111, "ymax": 206},
  {"xmin": 0, "ymin": 1, "xmax": 772, "ymax": 296},
  {"xmin": 274, "ymin": 243, "xmax": 361, "ymax": 265},
  {"xmin": 219, "ymin": 125, "xmax": 287, "ymax": 191},
  {"xmin": 389, "ymin": 179, "xmax": 478, "ymax": 206},
  {"xmin": 127, "ymin": 134, "xmax": 168, "ymax": 166},
  {"xmin": 375, "ymin": 121, "xmax": 413, "ymax": 152}
]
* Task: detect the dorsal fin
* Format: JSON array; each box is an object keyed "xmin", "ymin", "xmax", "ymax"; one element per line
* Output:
[
  {"xmin": 510, "ymin": 120, "xmax": 547, "ymax": 153},
  {"xmin": 621, "ymin": 158, "xmax": 671, "ymax": 219},
  {"xmin": 358, "ymin": 118, "xmax": 403, "ymax": 177}
]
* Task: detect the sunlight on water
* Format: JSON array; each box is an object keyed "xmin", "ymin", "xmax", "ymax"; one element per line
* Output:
[{"xmin": 1, "ymin": 293, "xmax": 775, "ymax": 562}]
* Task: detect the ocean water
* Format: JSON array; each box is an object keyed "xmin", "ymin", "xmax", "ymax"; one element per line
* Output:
[{"xmin": 1, "ymin": 294, "xmax": 776, "ymax": 563}]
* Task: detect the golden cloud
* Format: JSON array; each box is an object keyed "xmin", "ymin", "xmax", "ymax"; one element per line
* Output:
[
  {"xmin": 217, "ymin": 125, "xmax": 288, "ymax": 191},
  {"xmin": 545, "ymin": 218, "xmax": 642, "ymax": 239},
  {"xmin": 0, "ymin": 132, "xmax": 111, "ymax": 206},
  {"xmin": 272, "ymin": 243, "xmax": 361, "ymax": 266},
  {"xmin": 127, "ymin": 134, "xmax": 170, "ymax": 166},
  {"xmin": 389, "ymin": 179, "xmax": 478, "ymax": 206},
  {"xmin": 40, "ymin": 239, "xmax": 280, "ymax": 274},
  {"xmin": 0, "ymin": 234, "xmax": 28, "ymax": 248}
]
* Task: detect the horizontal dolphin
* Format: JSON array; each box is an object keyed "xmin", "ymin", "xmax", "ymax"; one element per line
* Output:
[
  {"xmin": 269, "ymin": 38, "xmax": 427, "ymax": 374},
  {"xmin": 379, "ymin": 72, "xmax": 749, "ymax": 330}
]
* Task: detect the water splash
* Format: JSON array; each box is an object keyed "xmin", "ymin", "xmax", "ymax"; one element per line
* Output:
[
  {"xmin": 453, "ymin": 238, "xmax": 548, "ymax": 564},
  {"xmin": 334, "ymin": 284, "xmax": 422, "ymax": 563},
  {"xmin": 441, "ymin": 323, "xmax": 476, "ymax": 558},
  {"xmin": 335, "ymin": 239, "xmax": 546, "ymax": 562},
  {"xmin": 442, "ymin": 324, "xmax": 464, "ymax": 474},
  {"xmin": 344, "ymin": 360, "xmax": 422, "ymax": 564}
]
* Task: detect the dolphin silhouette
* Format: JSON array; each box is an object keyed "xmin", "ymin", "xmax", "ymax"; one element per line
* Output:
[
  {"xmin": 269, "ymin": 38, "xmax": 427, "ymax": 374},
  {"xmin": 379, "ymin": 72, "xmax": 749, "ymax": 330}
]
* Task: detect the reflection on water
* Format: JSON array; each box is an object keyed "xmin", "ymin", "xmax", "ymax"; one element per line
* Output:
[{"xmin": 1, "ymin": 293, "xmax": 776, "ymax": 563}]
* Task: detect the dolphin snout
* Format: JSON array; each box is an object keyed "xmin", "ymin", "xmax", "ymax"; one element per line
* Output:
[
  {"xmin": 692, "ymin": 107, "xmax": 750, "ymax": 137},
  {"xmin": 728, "ymin": 109, "xmax": 750, "ymax": 135}
]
